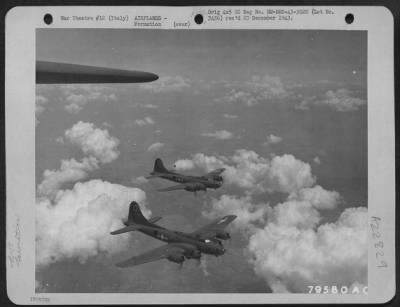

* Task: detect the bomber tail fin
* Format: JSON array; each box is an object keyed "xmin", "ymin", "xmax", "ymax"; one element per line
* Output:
[
  {"xmin": 126, "ymin": 201, "xmax": 149, "ymax": 225},
  {"xmin": 153, "ymin": 158, "xmax": 169, "ymax": 174}
]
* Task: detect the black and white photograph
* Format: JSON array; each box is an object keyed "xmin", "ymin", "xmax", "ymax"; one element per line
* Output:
[{"xmin": 34, "ymin": 28, "xmax": 369, "ymax": 294}]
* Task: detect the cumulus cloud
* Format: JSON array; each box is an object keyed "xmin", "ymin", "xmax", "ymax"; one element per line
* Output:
[
  {"xmin": 38, "ymin": 121, "xmax": 121, "ymax": 198},
  {"xmin": 288, "ymin": 185, "xmax": 341, "ymax": 210},
  {"xmin": 135, "ymin": 116, "xmax": 155, "ymax": 126},
  {"xmin": 65, "ymin": 121, "xmax": 120, "ymax": 163},
  {"xmin": 142, "ymin": 104, "xmax": 158, "ymax": 109},
  {"xmin": 173, "ymin": 159, "xmax": 195, "ymax": 171},
  {"xmin": 147, "ymin": 142, "xmax": 164, "ymax": 152},
  {"xmin": 267, "ymin": 154, "xmax": 316, "ymax": 194},
  {"xmin": 218, "ymin": 89, "xmax": 258, "ymax": 106},
  {"xmin": 217, "ymin": 74, "xmax": 289, "ymax": 106},
  {"xmin": 139, "ymin": 76, "xmax": 191, "ymax": 93},
  {"xmin": 223, "ymin": 113, "xmax": 239, "ymax": 119},
  {"xmin": 131, "ymin": 176, "xmax": 149, "ymax": 185},
  {"xmin": 182, "ymin": 149, "xmax": 366, "ymax": 293},
  {"xmin": 263, "ymin": 134, "xmax": 283, "ymax": 146},
  {"xmin": 62, "ymin": 85, "xmax": 117, "ymax": 113},
  {"xmin": 203, "ymin": 195, "xmax": 269, "ymax": 233},
  {"xmin": 174, "ymin": 150, "xmax": 315, "ymax": 195},
  {"xmin": 227, "ymin": 151, "xmax": 315, "ymax": 194},
  {"xmin": 202, "ymin": 130, "xmax": 234, "ymax": 140},
  {"xmin": 313, "ymin": 156, "xmax": 321, "ymax": 165},
  {"xmin": 298, "ymin": 88, "xmax": 366, "ymax": 112},
  {"xmin": 37, "ymin": 157, "xmax": 98, "ymax": 199},
  {"xmin": 36, "ymin": 179, "xmax": 149, "ymax": 266},
  {"xmin": 248, "ymin": 206, "xmax": 367, "ymax": 292},
  {"xmin": 246, "ymin": 75, "xmax": 288, "ymax": 99}
]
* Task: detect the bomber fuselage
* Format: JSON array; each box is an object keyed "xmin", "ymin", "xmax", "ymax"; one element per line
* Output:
[
  {"xmin": 157, "ymin": 172, "xmax": 222, "ymax": 189},
  {"xmin": 137, "ymin": 224, "xmax": 225, "ymax": 256}
]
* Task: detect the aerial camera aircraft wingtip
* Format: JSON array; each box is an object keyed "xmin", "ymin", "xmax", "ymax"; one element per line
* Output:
[
  {"xmin": 111, "ymin": 202, "xmax": 236, "ymax": 268},
  {"xmin": 36, "ymin": 60, "xmax": 159, "ymax": 84},
  {"xmin": 147, "ymin": 158, "xmax": 226, "ymax": 194}
]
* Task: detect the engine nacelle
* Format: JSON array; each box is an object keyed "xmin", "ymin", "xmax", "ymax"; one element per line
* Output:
[
  {"xmin": 215, "ymin": 230, "xmax": 230, "ymax": 240},
  {"xmin": 167, "ymin": 254, "xmax": 184, "ymax": 263},
  {"xmin": 184, "ymin": 183, "xmax": 205, "ymax": 192},
  {"xmin": 185, "ymin": 249, "xmax": 201, "ymax": 260},
  {"xmin": 213, "ymin": 175, "xmax": 223, "ymax": 182}
]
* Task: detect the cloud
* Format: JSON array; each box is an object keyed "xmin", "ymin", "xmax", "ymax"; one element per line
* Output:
[
  {"xmin": 298, "ymin": 88, "xmax": 366, "ymax": 112},
  {"xmin": 203, "ymin": 195, "xmax": 269, "ymax": 233},
  {"xmin": 248, "ymin": 206, "xmax": 367, "ymax": 293},
  {"xmin": 313, "ymin": 156, "xmax": 321, "ymax": 165},
  {"xmin": 219, "ymin": 89, "xmax": 259, "ymax": 106},
  {"xmin": 142, "ymin": 104, "xmax": 158, "ymax": 109},
  {"xmin": 189, "ymin": 148, "xmax": 365, "ymax": 293},
  {"xmin": 139, "ymin": 76, "xmax": 191, "ymax": 93},
  {"xmin": 147, "ymin": 142, "xmax": 164, "ymax": 152},
  {"xmin": 174, "ymin": 150, "xmax": 315, "ymax": 195},
  {"xmin": 225, "ymin": 151, "xmax": 315, "ymax": 194},
  {"xmin": 217, "ymin": 74, "xmax": 289, "ymax": 106},
  {"xmin": 267, "ymin": 154, "xmax": 316, "ymax": 194},
  {"xmin": 37, "ymin": 157, "xmax": 98, "ymax": 199},
  {"xmin": 246, "ymin": 75, "xmax": 288, "ymax": 99},
  {"xmin": 263, "ymin": 134, "xmax": 283, "ymax": 146},
  {"xmin": 65, "ymin": 121, "xmax": 120, "ymax": 163},
  {"xmin": 131, "ymin": 176, "xmax": 149, "ymax": 185},
  {"xmin": 202, "ymin": 130, "xmax": 234, "ymax": 140},
  {"xmin": 62, "ymin": 85, "xmax": 117, "ymax": 113},
  {"xmin": 173, "ymin": 159, "xmax": 195, "ymax": 171},
  {"xmin": 135, "ymin": 116, "xmax": 155, "ymax": 126},
  {"xmin": 288, "ymin": 185, "xmax": 341, "ymax": 210},
  {"xmin": 35, "ymin": 95, "xmax": 49, "ymax": 125},
  {"xmin": 36, "ymin": 179, "xmax": 149, "ymax": 266},
  {"xmin": 223, "ymin": 114, "xmax": 239, "ymax": 119}
]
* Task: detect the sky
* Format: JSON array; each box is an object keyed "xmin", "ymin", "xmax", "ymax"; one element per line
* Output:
[{"xmin": 35, "ymin": 29, "xmax": 367, "ymax": 294}]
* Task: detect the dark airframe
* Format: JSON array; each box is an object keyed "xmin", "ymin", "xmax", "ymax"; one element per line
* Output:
[
  {"xmin": 111, "ymin": 201, "xmax": 236, "ymax": 267},
  {"xmin": 147, "ymin": 158, "xmax": 226, "ymax": 194},
  {"xmin": 36, "ymin": 61, "xmax": 158, "ymax": 84}
]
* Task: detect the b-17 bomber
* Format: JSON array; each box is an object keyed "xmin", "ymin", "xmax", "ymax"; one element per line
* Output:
[
  {"xmin": 147, "ymin": 158, "xmax": 226, "ymax": 194},
  {"xmin": 110, "ymin": 201, "xmax": 236, "ymax": 267}
]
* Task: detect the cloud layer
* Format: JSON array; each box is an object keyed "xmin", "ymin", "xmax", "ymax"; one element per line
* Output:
[
  {"xmin": 175, "ymin": 149, "xmax": 366, "ymax": 293},
  {"xmin": 36, "ymin": 180, "xmax": 149, "ymax": 266},
  {"xmin": 135, "ymin": 116, "xmax": 155, "ymax": 126},
  {"xmin": 147, "ymin": 142, "xmax": 164, "ymax": 152},
  {"xmin": 37, "ymin": 157, "xmax": 98, "ymax": 198},
  {"xmin": 248, "ymin": 206, "xmax": 367, "ymax": 292},
  {"xmin": 174, "ymin": 150, "xmax": 315, "ymax": 195},
  {"xmin": 65, "ymin": 121, "xmax": 120, "ymax": 163},
  {"xmin": 202, "ymin": 130, "xmax": 234, "ymax": 140},
  {"xmin": 37, "ymin": 122, "xmax": 120, "ymax": 199}
]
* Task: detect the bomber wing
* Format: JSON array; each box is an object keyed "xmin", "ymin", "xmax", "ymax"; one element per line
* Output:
[
  {"xmin": 110, "ymin": 224, "xmax": 157, "ymax": 235},
  {"xmin": 191, "ymin": 215, "xmax": 237, "ymax": 239},
  {"xmin": 158, "ymin": 182, "xmax": 205, "ymax": 192},
  {"xmin": 36, "ymin": 61, "xmax": 159, "ymax": 84},
  {"xmin": 115, "ymin": 244, "xmax": 186, "ymax": 267}
]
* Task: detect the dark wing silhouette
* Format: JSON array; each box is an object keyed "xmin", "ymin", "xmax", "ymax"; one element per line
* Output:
[
  {"xmin": 158, "ymin": 183, "xmax": 188, "ymax": 192},
  {"xmin": 158, "ymin": 182, "xmax": 205, "ymax": 192},
  {"xmin": 36, "ymin": 61, "xmax": 158, "ymax": 84},
  {"xmin": 115, "ymin": 244, "xmax": 186, "ymax": 267}
]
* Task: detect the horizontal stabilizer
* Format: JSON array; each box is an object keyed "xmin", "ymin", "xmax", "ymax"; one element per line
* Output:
[
  {"xmin": 148, "ymin": 216, "xmax": 162, "ymax": 224},
  {"xmin": 110, "ymin": 224, "xmax": 143, "ymax": 235}
]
